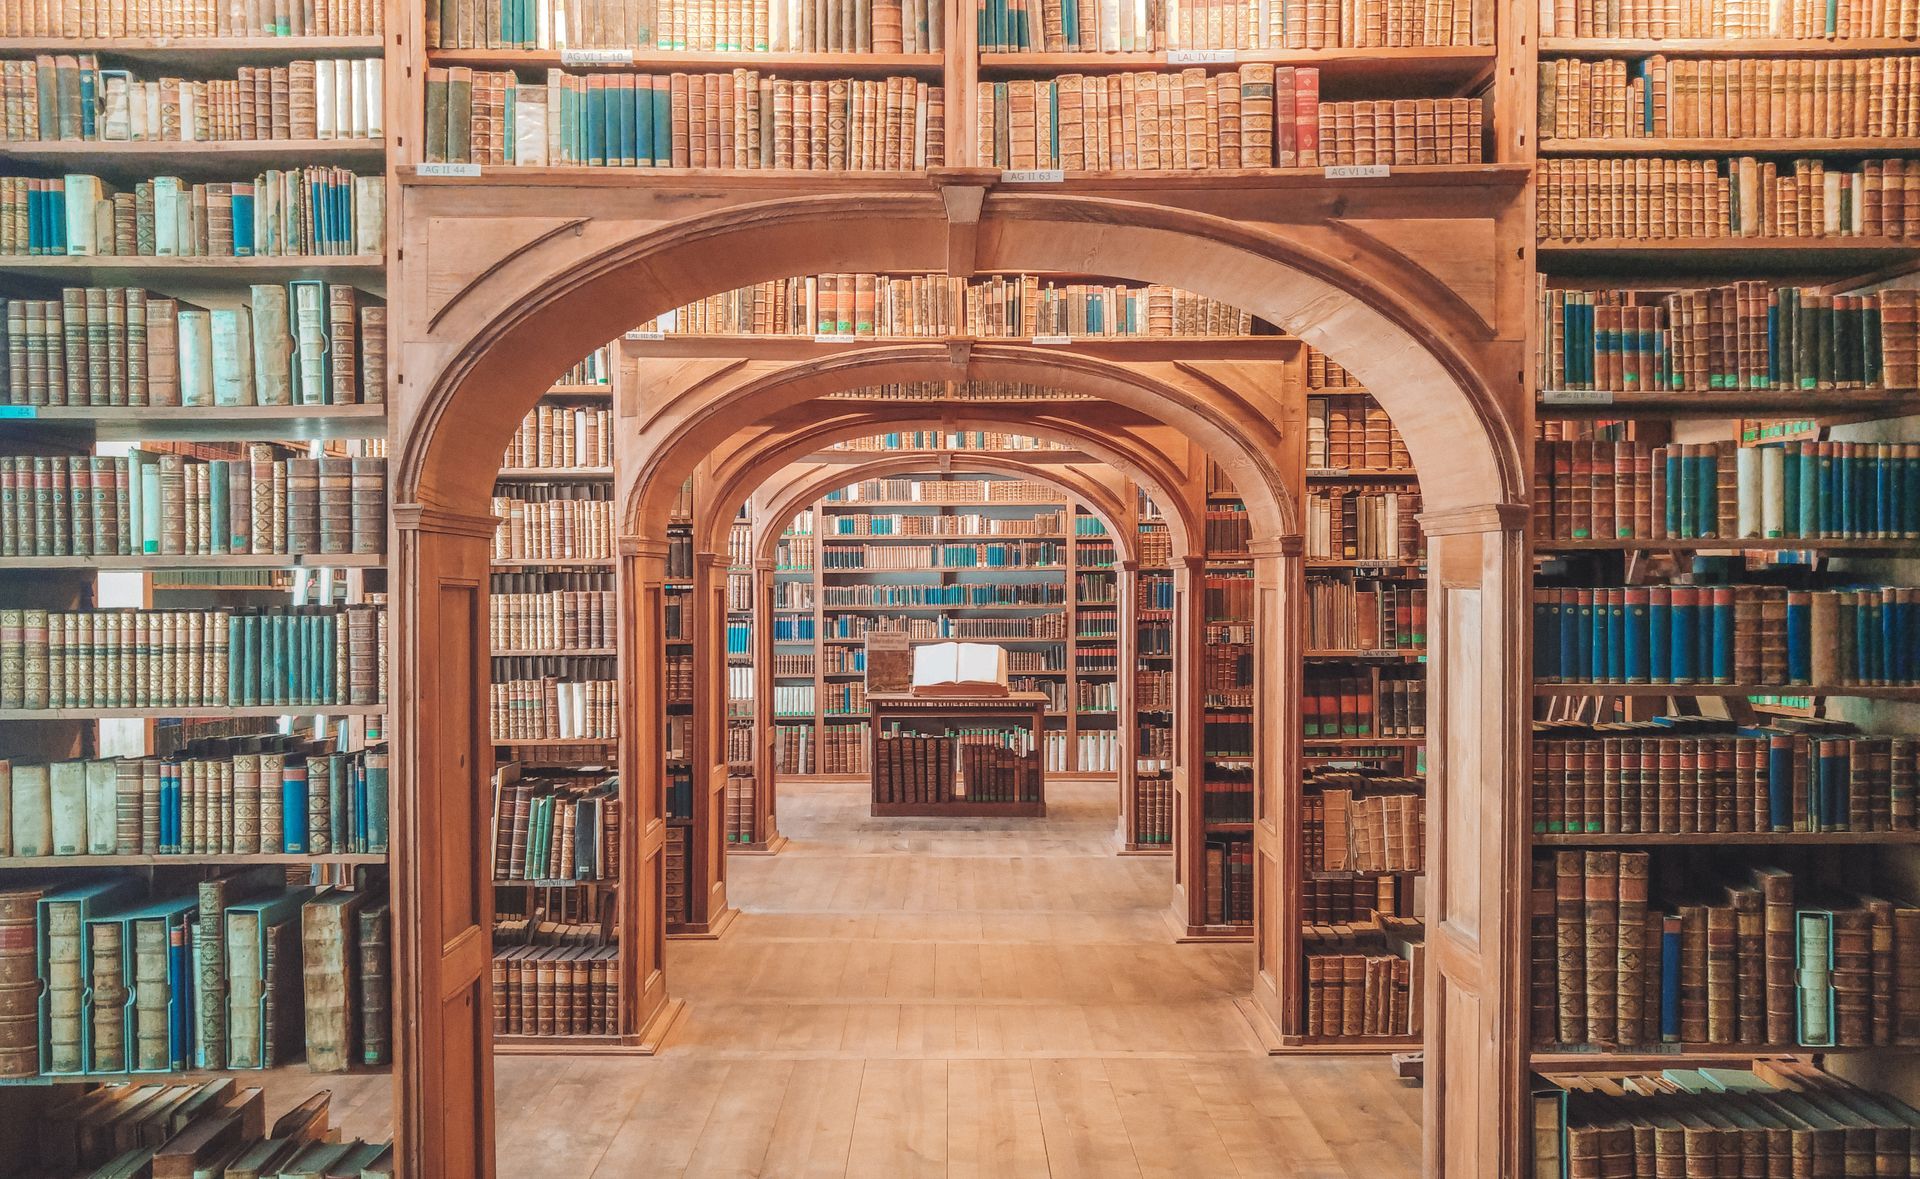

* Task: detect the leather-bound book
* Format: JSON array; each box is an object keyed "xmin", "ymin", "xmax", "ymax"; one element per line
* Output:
[
  {"xmin": 1583, "ymin": 850, "xmax": 1619, "ymax": 1045},
  {"xmin": 1554, "ymin": 851, "xmax": 1586, "ymax": 1044},
  {"xmin": 300, "ymin": 888, "xmax": 366, "ymax": 1072}
]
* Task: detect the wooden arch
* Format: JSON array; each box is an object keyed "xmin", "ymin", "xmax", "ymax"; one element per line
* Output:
[
  {"xmin": 393, "ymin": 171, "xmax": 1534, "ymax": 1178},
  {"xmin": 619, "ymin": 343, "xmax": 1293, "ymax": 544}
]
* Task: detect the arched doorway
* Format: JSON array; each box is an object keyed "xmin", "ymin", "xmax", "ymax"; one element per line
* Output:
[{"xmin": 391, "ymin": 182, "xmax": 1529, "ymax": 1177}]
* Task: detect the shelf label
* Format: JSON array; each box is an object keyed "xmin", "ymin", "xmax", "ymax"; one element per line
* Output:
[
  {"xmin": 561, "ymin": 47, "xmax": 634, "ymax": 65},
  {"xmin": 0, "ymin": 406, "xmax": 36, "ymax": 419},
  {"xmin": 623, "ymin": 329, "xmax": 665, "ymax": 341},
  {"xmin": 416, "ymin": 162, "xmax": 482, "ymax": 178},
  {"xmin": 1167, "ymin": 48, "xmax": 1235, "ymax": 64},
  {"xmin": 1001, "ymin": 168, "xmax": 1065, "ymax": 184},
  {"xmin": 1324, "ymin": 164, "xmax": 1391, "ymax": 179},
  {"xmin": 813, "ymin": 333, "xmax": 857, "ymax": 344},
  {"xmin": 1541, "ymin": 389, "xmax": 1615, "ymax": 407},
  {"xmin": 1031, "ymin": 334, "xmax": 1072, "ymax": 346}
]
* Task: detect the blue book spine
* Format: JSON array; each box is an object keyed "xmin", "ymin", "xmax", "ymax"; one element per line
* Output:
[
  {"xmin": 1624, "ymin": 592, "xmax": 1649, "ymax": 682},
  {"xmin": 1671, "ymin": 589, "xmax": 1697, "ymax": 682},
  {"xmin": 1648, "ymin": 590, "xmax": 1672, "ymax": 682},
  {"xmin": 653, "ymin": 80, "xmax": 672, "ymax": 166},
  {"xmin": 1711, "ymin": 590, "xmax": 1734, "ymax": 684},
  {"xmin": 1660, "ymin": 923, "xmax": 1682, "ymax": 1040},
  {"xmin": 1693, "ymin": 450, "xmax": 1717, "ymax": 537},
  {"xmin": 282, "ymin": 769, "xmax": 308, "ymax": 853},
  {"xmin": 635, "ymin": 79, "xmax": 654, "ymax": 165},
  {"xmin": 1782, "ymin": 446, "xmax": 1802, "ymax": 537},
  {"xmin": 1665, "ymin": 448, "xmax": 1684, "ymax": 537},
  {"xmin": 1558, "ymin": 595, "xmax": 1579, "ymax": 680},
  {"xmin": 1767, "ymin": 738, "xmax": 1792, "ymax": 831},
  {"xmin": 1577, "ymin": 592, "xmax": 1597, "ymax": 681},
  {"xmin": 1786, "ymin": 593, "xmax": 1810, "ymax": 683},
  {"xmin": 1605, "ymin": 593, "xmax": 1625, "ymax": 683}
]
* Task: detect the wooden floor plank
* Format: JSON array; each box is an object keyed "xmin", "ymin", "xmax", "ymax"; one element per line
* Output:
[{"xmin": 269, "ymin": 778, "xmax": 1423, "ymax": 1176}]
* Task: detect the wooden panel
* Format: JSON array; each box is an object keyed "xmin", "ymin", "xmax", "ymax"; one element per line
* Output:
[{"xmin": 1443, "ymin": 587, "xmax": 1483, "ymax": 945}]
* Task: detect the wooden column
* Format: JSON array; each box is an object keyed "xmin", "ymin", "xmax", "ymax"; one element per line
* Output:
[
  {"xmin": 682, "ymin": 548, "xmax": 738, "ymax": 936},
  {"xmin": 747, "ymin": 555, "xmax": 785, "ymax": 852},
  {"xmin": 619, "ymin": 537, "xmax": 682, "ymax": 1044},
  {"xmin": 392, "ymin": 504, "xmax": 499, "ymax": 1179},
  {"xmin": 1115, "ymin": 556, "xmax": 1140, "ymax": 849},
  {"xmin": 1418, "ymin": 503, "xmax": 1531, "ymax": 1179},
  {"xmin": 1249, "ymin": 535, "xmax": 1304, "ymax": 1040},
  {"xmin": 1168, "ymin": 552, "xmax": 1208, "ymax": 937}
]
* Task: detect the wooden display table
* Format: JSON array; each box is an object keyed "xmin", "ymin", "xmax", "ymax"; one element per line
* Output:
[{"xmin": 868, "ymin": 691, "xmax": 1049, "ymax": 817}]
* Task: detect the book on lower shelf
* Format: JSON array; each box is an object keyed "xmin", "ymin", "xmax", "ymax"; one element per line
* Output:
[{"xmin": 0, "ymin": 868, "xmax": 390, "ymax": 1079}]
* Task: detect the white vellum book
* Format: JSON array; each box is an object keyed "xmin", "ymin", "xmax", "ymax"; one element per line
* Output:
[{"xmin": 910, "ymin": 642, "xmax": 1009, "ymax": 696}]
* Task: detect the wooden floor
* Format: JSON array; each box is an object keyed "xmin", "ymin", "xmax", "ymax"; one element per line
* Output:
[{"xmin": 306, "ymin": 777, "xmax": 1422, "ymax": 1176}]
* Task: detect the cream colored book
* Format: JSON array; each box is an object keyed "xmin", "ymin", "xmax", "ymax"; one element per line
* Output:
[{"xmin": 910, "ymin": 642, "xmax": 1009, "ymax": 696}]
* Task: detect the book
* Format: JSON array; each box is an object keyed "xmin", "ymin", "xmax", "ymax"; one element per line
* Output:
[
  {"xmin": 0, "ymin": 57, "xmax": 383, "ymax": 143},
  {"xmin": 424, "ymin": 68, "xmax": 941, "ymax": 169},
  {"xmin": 299, "ymin": 889, "xmax": 367, "ymax": 1072}
]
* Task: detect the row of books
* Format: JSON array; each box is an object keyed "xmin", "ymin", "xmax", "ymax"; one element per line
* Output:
[
  {"xmin": 772, "ymin": 614, "xmax": 815, "ymax": 641},
  {"xmin": 1201, "ymin": 773, "xmax": 1251, "ymax": 822},
  {"xmin": 0, "ymin": 451, "xmax": 386, "ymax": 559},
  {"xmin": 1540, "ymin": 1063, "xmax": 1920, "ymax": 1179},
  {"xmin": 0, "ymin": 743, "xmax": 389, "ymax": 859},
  {"xmin": 1533, "ymin": 722, "xmax": 1919, "ymax": 836},
  {"xmin": 724, "ymin": 772, "xmax": 754, "ymax": 843},
  {"xmin": 826, "ymin": 477, "xmax": 1058, "ymax": 503},
  {"xmin": 820, "ymin": 510, "xmax": 1064, "ymax": 536},
  {"xmin": 1536, "ymin": 157, "xmax": 1920, "ymax": 244},
  {"xmin": 490, "ymin": 768, "xmax": 619, "ymax": 882},
  {"xmin": 503, "ymin": 404, "xmax": 613, "ymax": 470},
  {"xmin": 726, "ymin": 718, "xmax": 754, "ymax": 764},
  {"xmin": 818, "ymin": 583, "xmax": 1067, "ymax": 606},
  {"xmin": 981, "ymin": 75, "xmax": 1483, "ymax": 170},
  {"xmin": 819, "ymin": 540, "xmax": 1065, "ymax": 569},
  {"xmin": 426, "ymin": 68, "xmax": 943, "ymax": 170},
  {"xmin": 0, "ymin": 0, "xmax": 386, "ymax": 34},
  {"xmin": 490, "ymin": 945, "xmax": 619, "ymax": 1038},
  {"xmin": 1532, "ymin": 584, "xmax": 1920, "ymax": 686},
  {"xmin": 773, "ymin": 722, "xmax": 812, "ymax": 773},
  {"xmin": 1308, "ymin": 781, "xmax": 1424, "ymax": 873},
  {"xmin": 772, "ymin": 582, "xmax": 816, "ymax": 610},
  {"xmin": 828, "ymin": 431, "xmax": 1072, "ymax": 454},
  {"xmin": 650, "ymin": 273, "xmax": 1249, "ymax": 338},
  {"xmin": 0, "ymin": 871, "xmax": 388, "ymax": 1077},
  {"xmin": 821, "ymin": 680, "xmax": 866, "ymax": 716},
  {"xmin": 490, "ymin": 588, "xmax": 616, "ymax": 650},
  {"xmin": 1203, "ymin": 836, "xmax": 1252, "ymax": 924},
  {"xmin": 488, "ymin": 677, "xmax": 618, "ymax": 741},
  {"xmin": 429, "ymin": 0, "xmax": 943, "ymax": 50},
  {"xmin": 1302, "ymin": 875, "xmax": 1400, "ymax": 926},
  {"xmin": 770, "ymin": 683, "xmax": 815, "ymax": 716},
  {"xmin": 1304, "ymin": 671, "xmax": 1426, "ymax": 738},
  {"xmin": 1303, "ymin": 943, "xmax": 1418, "ymax": 1039},
  {"xmin": 1075, "ymin": 640, "xmax": 1118, "ymax": 673},
  {"xmin": 0, "ymin": 56, "xmax": 385, "ymax": 143},
  {"xmin": 1306, "ymin": 395, "xmax": 1408, "ymax": 472},
  {"xmin": 0, "ymin": 169, "xmax": 384, "ymax": 258},
  {"xmin": 1538, "ymin": 56, "xmax": 1920, "ymax": 143},
  {"xmin": 1305, "ymin": 485, "xmax": 1424, "ymax": 564},
  {"xmin": 0, "ymin": 605, "xmax": 386, "ymax": 710},
  {"xmin": 1132, "ymin": 773, "xmax": 1172, "ymax": 844},
  {"xmin": 1541, "ymin": 282, "xmax": 1920, "ymax": 393},
  {"xmin": 6, "ymin": 1081, "xmax": 386, "ymax": 1178},
  {"xmin": 1303, "ymin": 577, "xmax": 1425, "ymax": 652},
  {"xmin": 1538, "ymin": 0, "xmax": 1915, "ymax": 37},
  {"xmin": 490, "ymin": 493, "xmax": 615, "ymax": 561},
  {"xmin": 1305, "ymin": 346, "xmax": 1360, "ymax": 389},
  {"xmin": 1202, "ymin": 572, "xmax": 1251, "ymax": 623},
  {"xmin": 978, "ymin": 0, "xmax": 1476, "ymax": 51},
  {"xmin": 1534, "ymin": 439, "xmax": 1920, "ymax": 542},
  {"xmin": 1532, "ymin": 852, "xmax": 1919, "ymax": 1050},
  {"xmin": 1205, "ymin": 505, "xmax": 1250, "ymax": 555},
  {"xmin": 666, "ymin": 652, "xmax": 693, "ymax": 705},
  {"xmin": 1072, "ymin": 678, "xmax": 1117, "ymax": 712},
  {"xmin": 3, "ymin": 283, "xmax": 385, "ymax": 408}
]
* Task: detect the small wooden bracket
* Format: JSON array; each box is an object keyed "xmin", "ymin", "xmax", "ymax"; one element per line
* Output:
[{"xmin": 936, "ymin": 178, "xmax": 989, "ymax": 278}]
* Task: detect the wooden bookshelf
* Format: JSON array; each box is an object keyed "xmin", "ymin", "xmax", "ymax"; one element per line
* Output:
[{"xmin": 0, "ymin": 14, "xmax": 397, "ymax": 1112}]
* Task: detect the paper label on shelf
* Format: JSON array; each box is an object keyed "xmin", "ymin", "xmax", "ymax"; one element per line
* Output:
[
  {"xmin": 1001, "ymin": 169, "xmax": 1065, "ymax": 184},
  {"xmin": 1031, "ymin": 334, "xmax": 1072, "ymax": 346},
  {"xmin": 1324, "ymin": 164, "xmax": 1391, "ymax": 179},
  {"xmin": 813, "ymin": 333, "xmax": 857, "ymax": 344},
  {"xmin": 561, "ymin": 47, "xmax": 634, "ymax": 64},
  {"xmin": 1167, "ymin": 48, "xmax": 1235, "ymax": 63},
  {"xmin": 416, "ymin": 162, "xmax": 482, "ymax": 178},
  {"xmin": 0, "ymin": 406, "xmax": 36, "ymax": 419},
  {"xmin": 623, "ymin": 329, "xmax": 665, "ymax": 341},
  {"xmin": 1541, "ymin": 389, "xmax": 1615, "ymax": 406}
]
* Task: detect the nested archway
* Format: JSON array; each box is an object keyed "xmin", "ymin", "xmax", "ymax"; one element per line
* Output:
[
  {"xmin": 393, "ymin": 182, "xmax": 1532, "ymax": 1178},
  {"xmin": 718, "ymin": 443, "xmax": 1188, "ymax": 868}
]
